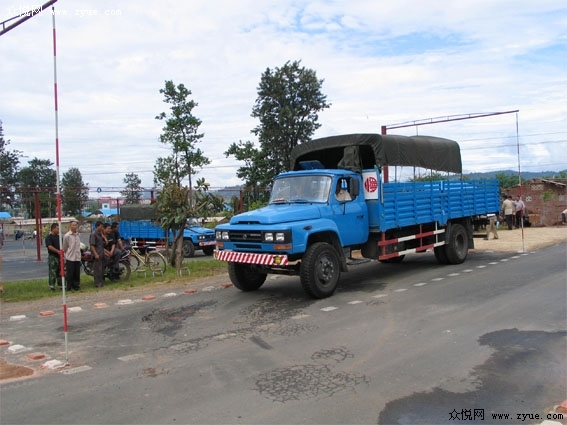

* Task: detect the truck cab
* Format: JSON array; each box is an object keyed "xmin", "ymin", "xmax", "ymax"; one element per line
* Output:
[
  {"xmin": 182, "ymin": 217, "xmax": 216, "ymax": 257},
  {"xmin": 217, "ymin": 170, "xmax": 369, "ymax": 256}
]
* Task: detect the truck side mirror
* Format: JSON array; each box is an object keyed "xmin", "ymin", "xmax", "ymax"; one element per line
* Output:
[{"xmin": 351, "ymin": 178, "xmax": 360, "ymax": 197}]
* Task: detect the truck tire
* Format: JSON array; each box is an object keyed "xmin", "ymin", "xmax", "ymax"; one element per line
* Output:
[
  {"xmin": 434, "ymin": 246, "xmax": 449, "ymax": 264},
  {"xmin": 183, "ymin": 241, "xmax": 195, "ymax": 258},
  {"xmin": 202, "ymin": 246, "xmax": 215, "ymax": 256},
  {"xmin": 300, "ymin": 242, "xmax": 341, "ymax": 299},
  {"xmin": 444, "ymin": 223, "xmax": 468, "ymax": 264},
  {"xmin": 228, "ymin": 263, "xmax": 267, "ymax": 291}
]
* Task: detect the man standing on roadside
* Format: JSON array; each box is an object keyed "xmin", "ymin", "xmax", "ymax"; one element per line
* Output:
[
  {"xmin": 110, "ymin": 222, "xmax": 124, "ymax": 274},
  {"xmin": 45, "ymin": 223, "xmax": 63, "ymax": 291},
  {"xmin": 501, "ymin": 195, "xmax": 514, "ymax": 230},
  {"xmin": 514, "ymin": 196, "xmax": 525, "ymax": 229},
  {"xmin": 484, "ymin": 213, "xmax": 499, "ymax": 240},
  {"xmin": 63, "ymin": 220, "xmax": 81, "ymax": 291},
  {"xmin": 90, "ymin": 221, "xmax": 105, "ymax": 288}
]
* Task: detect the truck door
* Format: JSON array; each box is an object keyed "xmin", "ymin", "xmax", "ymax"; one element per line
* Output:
[{"xmin": 332, "ymin": 177, "xmax": 368, "ymax": 245}]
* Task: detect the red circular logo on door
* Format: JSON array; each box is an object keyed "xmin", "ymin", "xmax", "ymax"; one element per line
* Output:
[{"xmin": 364, "ymin": 176, "xmax": 378, "ymax": 192}]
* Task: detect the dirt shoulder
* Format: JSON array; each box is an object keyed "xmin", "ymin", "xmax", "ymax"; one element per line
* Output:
[{"xmin": 472, "ymin": 225, "xmax": 567, "ymax": 252}]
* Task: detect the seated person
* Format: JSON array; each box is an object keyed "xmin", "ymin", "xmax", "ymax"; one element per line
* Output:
[
  {"xmin": 103, "ymin": 223, "xmax": 120, "ymax": 273},
  {"xmin": 335, "ymin": 179, "xmax": 352, "ymax": 201}
]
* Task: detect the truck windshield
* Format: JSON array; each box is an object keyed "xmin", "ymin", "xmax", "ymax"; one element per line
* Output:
[
  {"xmin": 270, "ymin": 175, "xmax": 332, "ymax": 204},
  {"xmin": 186, "ymin": 217, "xmax": 202, "ymax": 227}
]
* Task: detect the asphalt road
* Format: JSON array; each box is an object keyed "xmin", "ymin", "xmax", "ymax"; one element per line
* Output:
[{"xmin": 1, "ymin": 243, "xmax": 566, "ymax": 424}]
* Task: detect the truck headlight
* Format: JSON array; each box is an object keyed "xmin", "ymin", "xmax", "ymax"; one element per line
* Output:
[
  {"xmin": 216, "ymin": 231, "xmax": 229, "ymax": 240},
  {"xmin": 263, "ymin": 231, "xmax": 289, "ymax": 243}
]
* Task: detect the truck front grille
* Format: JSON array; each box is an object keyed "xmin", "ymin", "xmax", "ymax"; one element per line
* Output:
[{"xmin": 229, "ymin": 231, "xmax": 263, "ymax": 242}]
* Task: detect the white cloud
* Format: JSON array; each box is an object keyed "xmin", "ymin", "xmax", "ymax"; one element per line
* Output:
[{"xmin": 1, "ymin": 0, "xmax": 565, "ymax": 196}]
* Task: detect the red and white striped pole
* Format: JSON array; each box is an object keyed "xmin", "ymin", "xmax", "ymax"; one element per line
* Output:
[
  {"xmin": 516, "ymin": 112, "xmax": 525, "ymax": 253},
  {"xmin": 52, "ymin": 4, "xmax": 69, "ymax": 364}
]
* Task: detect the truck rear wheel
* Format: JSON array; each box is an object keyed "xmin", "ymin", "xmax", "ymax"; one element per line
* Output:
[
  {"xmin": 228, "ymin": 263, "xmax": 267, "ymax": 292},
  {"xmin": 444, "ymin": 223, "xmax": 468, "ymax": 264},
  {"xmin": 300, "ymin": 242, "xmax": 340, "ymax": 299},
  {"xmin": 434, "ymin": 246, "xmax": 449, "ymax": 264},
  {"xmin": 183, "ymin": 241, "xmax": 195, "ymax": 258}
]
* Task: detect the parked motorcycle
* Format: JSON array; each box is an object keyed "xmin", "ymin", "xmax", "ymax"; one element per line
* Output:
[{"xmin": 80, "ymin": 242, "xmax": 131, "ymax": 281}]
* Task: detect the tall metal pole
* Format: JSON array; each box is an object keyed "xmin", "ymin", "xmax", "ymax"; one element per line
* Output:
[
  {"xmin": 516, "ymin": 112, "xmax": 525, "ymax": 252},
  {"xmin": 51, "ymin": 4, "xmax": 69, "ymax": 364},
  {"xmin": 382, "ymin": 110, "xmax": 524, "ymax": 252}
]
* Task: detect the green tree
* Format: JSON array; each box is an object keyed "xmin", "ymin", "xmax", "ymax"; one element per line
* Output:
[
  {"xmin": 121, "ymin": 172, "xmax": 142, "ymax": 204},
  {"xmin": 154, "ymin": 80, "xmax": 210, "ymax": 208},
  {"xmin": 155, "ymin": 182, "xmax": 191, "ymax": 268},
  {"xmin": 193, "ymin": 177, "xmax": 226, "ymax": 220},
  {"xmin": 17, "ymin": 158, "xmax": 56, "ymax": 218},
  {"xmin": 61, "ymin": 167, "xmax": 89, "ymax": 215},
  {"xmin": 153, "ymin": 80, "xmax": 211, "ymax": 267},
  {"xmin": 225, "ymin": 60, "xmax": 330, "ymax": 192},
  {"xmin": 0, "ymin": 120, "xmax": 22, "ymax": 208},
  {"xmin": 495, "ymin": 172, "xmax": 523, "ymax": 190}
]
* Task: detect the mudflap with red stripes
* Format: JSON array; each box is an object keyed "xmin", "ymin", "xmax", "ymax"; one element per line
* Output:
[{"xmin": 214, "ymin": 250, "xmax": 289, "ymax": 266}]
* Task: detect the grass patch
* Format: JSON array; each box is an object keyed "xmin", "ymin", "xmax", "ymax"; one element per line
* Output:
[{"xmin": 0, "ymin": 259, "xmax": 228, "ymax": 303}]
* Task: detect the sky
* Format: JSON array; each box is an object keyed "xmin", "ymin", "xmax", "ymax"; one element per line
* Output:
[{"xmin": 1, "ymin": 0, "xmax": 566, "ymax": 197}]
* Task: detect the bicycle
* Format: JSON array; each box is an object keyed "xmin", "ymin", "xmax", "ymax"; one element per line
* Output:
[{"xmin": 126, "ymin": 244, "xmax": 167, "ymax": 274}]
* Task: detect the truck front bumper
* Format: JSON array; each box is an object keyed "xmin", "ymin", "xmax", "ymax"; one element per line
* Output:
[
  {"xmin": 199, "ymin": 241, "xmax": 217, "ymax": 247},
  {"xmin": 214, "ymin": 250, "xmax": 289, "ymax": 266}
]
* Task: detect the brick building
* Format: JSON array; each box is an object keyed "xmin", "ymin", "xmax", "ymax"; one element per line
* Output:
[{"xmin": 504, "ymin": 178, "xmax": 566, "ymax": 226}]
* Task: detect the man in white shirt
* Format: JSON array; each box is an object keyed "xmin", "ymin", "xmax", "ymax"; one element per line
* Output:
[
  {"xmin": 63, "ymin": 221, "xmax": 82, "ymax": 291},
  {"xmin": 514, "ymin": 196, "xmax": 525, "ymax": 229},
  {"xmin": 501, "ymin": 196, "xmax": 514, "ymax": 230},
  {"xmin": 484, "ymin": 213, "xmax": 499, "ymax": 240}
]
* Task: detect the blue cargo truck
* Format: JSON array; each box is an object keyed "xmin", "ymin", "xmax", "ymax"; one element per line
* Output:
[
  {"xmin": 120, "ymin": 217, "xmax": 216, "ymax": 257},
  {"xmin": 214, "ymin": 133, "xmax": 500, "ymax": 298}
]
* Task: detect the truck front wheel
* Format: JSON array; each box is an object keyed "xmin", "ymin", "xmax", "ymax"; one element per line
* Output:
[
  {"xmin": 300, "ymin": 242, "xmax": 341, "ymax": 299},
  {"xmin": 202, "ymin": 246, "xmax": 215, "ymax": 256},
  {"xmin": 228, "ymin": 263, "xmax": 267, "ymax": 292},
  {"xmin": 183, "ymin": 241, "xmax": 195, "ymax": 258},
  {"xmin": 444, "ymin": 223, "xmax": 468, "ymax": 264}
]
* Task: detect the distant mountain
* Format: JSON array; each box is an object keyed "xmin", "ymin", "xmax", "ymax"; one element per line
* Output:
[
  {"xmin": 213, "ymin": 186, "xmax": 243, "ymax": 202},
  {"xmin": 464, "ymin": 170, "xmax": 567, "ymax": 180}
]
